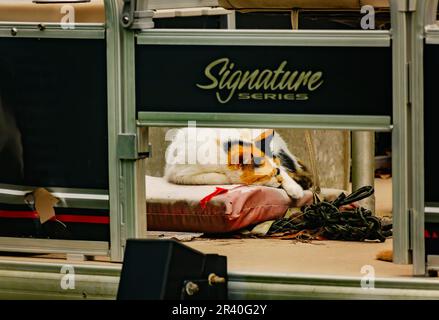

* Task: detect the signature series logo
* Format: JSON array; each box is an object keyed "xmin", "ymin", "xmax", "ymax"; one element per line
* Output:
[{"xmin": 196, "ymin": 57, "xmax": 324, "ymax": 104}]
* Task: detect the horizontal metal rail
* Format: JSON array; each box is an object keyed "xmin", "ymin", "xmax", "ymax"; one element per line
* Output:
[
  {"xmin": 1, "ymin": 262, "xmax": 439, "ymax": 299},
  {"xmin": 137, "ymin": 29, "xmax": 391, "ymax": 47},
  {"xmin": 137, "ymin": 112, "xmax": 392, "ymax": 131},
  {"xmin": 0, "ymin": 238, "xmax": 109, "ymax": 256},
  {"xmin": 0, "ymin": 22, "xmax": 105, "ymax": 39},
  {"xmin": 425, "ymin": 25, "xmax": 439, "ymax": 44},
  {"xmin": 0, "ymin": 184, "xmax": 109, "ymax": 209}
]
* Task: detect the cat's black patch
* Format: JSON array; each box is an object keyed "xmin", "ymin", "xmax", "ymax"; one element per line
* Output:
[
  {"xmin": 276, "ymin": 149, "xmax": 297, "ymax": 172},
  {"xmin": 254, "ymin": 133, "xmax": 274, "ymax": 157},
  {"xmin": 222, "ymin": 139, "xmax": 253, "ymax": 152},
  {"xmin": 223, "ymin": 139, "xmax": 254, "ymax": 165}
]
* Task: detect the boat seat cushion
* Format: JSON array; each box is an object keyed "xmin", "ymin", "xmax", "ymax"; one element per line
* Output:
[
  {"xmin": 218, "ymin": 0, "xmax": 389, "ymax": 10},
  {"xmin": 146, "ymin": 175, "xmax": 344, "ymax": 233},
  {"xmin": 0, "ymin": 0, "xmax": 104, "ymax": 23}
]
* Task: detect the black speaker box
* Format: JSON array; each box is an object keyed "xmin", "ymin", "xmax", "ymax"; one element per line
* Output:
[{"xmin": 117, "ymin": 239, "xmax": 228, "ymax": 300}]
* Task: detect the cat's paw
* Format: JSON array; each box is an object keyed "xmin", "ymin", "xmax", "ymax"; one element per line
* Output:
[{"xmin": 283, "ymin": 181, "xmax": 304, "ymax": 199}]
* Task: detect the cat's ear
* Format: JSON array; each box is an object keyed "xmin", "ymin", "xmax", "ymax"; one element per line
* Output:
[{"xmin": 254, "ymin": 129, "xmax": 275, "ymax": 156}]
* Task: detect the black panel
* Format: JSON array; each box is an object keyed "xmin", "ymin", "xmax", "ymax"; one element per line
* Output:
[
  {"xmin": 136, "ymin": 45, "xmax": 392, "ymax": 116},
  {"xmin": 424, "ymin": 44, "xmax": 439, "ymax": 203},
  {"xmin": 235, "ymin": 10, "xmax": 391, "ymax": 30},
  {"xmin": 154, "ymin": 15, "xmax": 223, "ymax": 29},
  {"xmin": 236, "ymin": 12, "xmax": 293, "ymax": 29},
  {"xmin": 117, "ymin": 239, "xmax": 227, "ymax": 300},
  {"xmin": 0, "ymin": 218, "xmax": 40, "ymax": 238},
  {"xmin": 425, "ymin": 223, "xmax": 439, "ymax": 257},
  {"xmin": 299, "ymin": 11, "xmax": 391, "ymax": 30},
  {"xmin": 0, "ymin": 38, "xmax": 108, "ymax": 189}
]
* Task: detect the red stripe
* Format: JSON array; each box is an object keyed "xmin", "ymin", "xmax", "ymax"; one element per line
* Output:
[
  {"xmin": 55, "ymin": 214, "xmax": 110, "ymax": 224},
  {"xmin": 0, "ymin": 210, "xmax": 39, "ymax": 219},
  {"xmin": 0, "ymin": 210, "xmax": 109, "ymax": 224}
]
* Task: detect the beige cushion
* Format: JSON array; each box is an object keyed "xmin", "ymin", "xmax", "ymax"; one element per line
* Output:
[
  {"xmin": 0, "ymin": 0, "xmax": 104, "ymax": 23},
  {"xmin": 219, "ymin": 0, "xmax": 389, "ymax": 10}
]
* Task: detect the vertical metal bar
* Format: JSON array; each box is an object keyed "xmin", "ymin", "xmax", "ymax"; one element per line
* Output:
[
  {"xmin": 120, "ymin": 27, "xmax": 147, "ymax": 241},
  {"xmin": 343, "ymin": 131, "xmax": 351, "ymax": 191},
  {"xmin": 105, "ymin": 0, "xmax": 147, "ymax": 261},
  {"xmin": 351, "ymin": 131, "xmax": 375, "ymax": 212},
  {"xmin": 136, "ymin": 126, "xmax": 148, "ymax": 237},
  {"xmin": 410, "ymin": 0, "xmax": 438, "ymax": 276},
  {"xmin": 411, "ymin": 0, "xmax": 425, "ymax": 275},
  {"xmin": 390, "ymin": 0, "xmax": 411, "ymax": 265},
  {"xmin": 105, "ymin": 0, "xmax": 124, "ymax": 261},
  {"xmin": 226, "ymin": 10, "xmax": 236, "ymax": 29}
]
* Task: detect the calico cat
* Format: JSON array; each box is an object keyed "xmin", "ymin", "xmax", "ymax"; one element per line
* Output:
[{"xmin": 164, "ymin": 128, "xmax": 313, "ymax": 199}]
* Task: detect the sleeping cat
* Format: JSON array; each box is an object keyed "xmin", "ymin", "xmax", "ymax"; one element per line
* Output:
[{"xmin": 164, "ymin": 128, "xmax": 313, "ymax": 199}]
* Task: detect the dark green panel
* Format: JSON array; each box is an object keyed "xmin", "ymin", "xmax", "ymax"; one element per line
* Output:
[
  {"xmin": 136, "ymin": 45, "xmax": 392, "ymax": 117},
  {"xmin": 424, "ymin": 44, "xmax": 439, "ymax": 204},
  {"xmin": 0, "ymin": 37, "xmax": 108, "ymax": 190}
]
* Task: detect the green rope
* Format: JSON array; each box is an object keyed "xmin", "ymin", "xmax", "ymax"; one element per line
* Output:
[{"xmin": 268, "ymin": 186, "xmax": 391, "ymax": 242}]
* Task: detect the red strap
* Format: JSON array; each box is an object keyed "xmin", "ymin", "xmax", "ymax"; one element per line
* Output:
[
  {"xmin": 52, "ymin": 214, "xmax": 110, "ymax": 224},
  {"xmin": 0, "ymin": 210, "xmax": 39, "ymax": 219},
  {"xmin": 199, "ymin": 187, "xmax": 229, "ymax": 209},
  {"xmin": 0, "ymin": 210, "xmax": 109, "ymax": 224}
]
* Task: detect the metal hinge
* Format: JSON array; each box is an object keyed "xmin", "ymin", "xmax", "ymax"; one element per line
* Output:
[
  {"xmin": 121, "ymin": 0, "xmax": 135, "ymax": 28},
  {"xmin": 117, "ymin": 133, "xmax": 151, "ymax": 160},
  {"xmin": 121, "ymin": 0, "xmax": 154, "ymax": 29}
]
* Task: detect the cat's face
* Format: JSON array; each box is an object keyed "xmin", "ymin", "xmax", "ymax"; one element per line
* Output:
[{"xmin": 223, "ymin": 129, "xmax": 313, "ymax": 190}]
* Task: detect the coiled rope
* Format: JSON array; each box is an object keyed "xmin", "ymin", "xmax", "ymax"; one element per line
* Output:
[{"xmin": 268, "ymin": 186, "xmax": 392, "ymax": 242}]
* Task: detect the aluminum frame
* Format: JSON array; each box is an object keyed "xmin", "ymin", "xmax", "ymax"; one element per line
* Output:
[
  {"xmin": 4, "ymin": 259, "xmax": 439, "ymax": 299},
  {"xmin": 106, "ymin": 0, "xmax": 147, "ymax": 262},
  {"xmin": 0, "ymin": 183, "xmax": 109, "ymax": 210},
  {"xmin": 0, "ymin": 0, "xmax": 415, "ymax": 271},
  {"xmin": 390, "ymin": 0, "xmax": 412, "ymax": 265},
  {"xmin": 137, "ymin": 112, "xmax": 392, "ymax": 131},
  {"xmin": 136, "ymin": 29, "xmax": 391, "ymax": 47},
  {"xmin": 0, "ymin": 12, "xmax": 110, "ymax": 257},
  {"xmin": 131, "ymin": 0, "xmax": 410, "ymax": 269},
  {"xmin": 0, "ymin": 22, "xmax": 104, "ymax": 39},
  {"xmin": 411, "ymin": 0, "xmax": 439, "ymax": 275}
]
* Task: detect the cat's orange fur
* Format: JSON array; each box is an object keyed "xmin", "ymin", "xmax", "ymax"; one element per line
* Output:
[{"xmin": 226, "ymin": 137, "xmax": 279, "ymax": 185}]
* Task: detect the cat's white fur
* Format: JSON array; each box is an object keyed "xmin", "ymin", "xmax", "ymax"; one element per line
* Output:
[{"xmin": 164, "ymin": 128, "xmax": 305, "ymax": 199}]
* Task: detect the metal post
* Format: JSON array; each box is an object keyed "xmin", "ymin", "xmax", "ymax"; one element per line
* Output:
[
  {"xmin": 105, "ymin": 0, "xmax": 124, "ymax": 261},
  {"xmin": 351, "ymin": 131, "xmax": 375, "ymax": 213},
  {"xmin": 390, "ymin": 0, "xmax": 411, "ymax": 265},
  {"xmin": 105, "ymin": 0, "xmax": 148, "ymax": 262},
  {"xmin": 410, "ymin": 0, "xmax": 438, "ymax": 276},
  {"xmin": 120, "ymin": 25, "xmax": 147, "ymax": 241}
]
